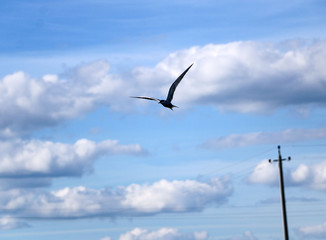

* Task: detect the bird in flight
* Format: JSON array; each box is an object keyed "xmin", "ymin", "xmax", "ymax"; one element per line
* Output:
[{"xmin": 131, "ymin": 64, "xmax": 193, "ymax": 110}]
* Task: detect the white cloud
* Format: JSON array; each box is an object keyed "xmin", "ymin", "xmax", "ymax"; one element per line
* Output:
[
  {"xmin": 0, "ymin": 215, "xmax": 29, "ymax": 230},
  {"xmin": 0, "ymin": 60, "xmax": 124, "ymax": 138},
  {"xmin": 201, "ymin": 128, "xmax": 326, "ymax": 149},
  {"xmin": 291, "ymin": 161, "xmax": 326, "ymax": 190},
  {"xmin": 291, "ymin": 164, "xmax": 310, "ymax": 183},
  {"xmin": 248, "ymin": 160, "xmax": 326, "ymax": 191},
  {"xmin": 297, "ymin": 222, "xmax": 326, "ymax": 239},
  {"xmin": 119, "ymin": 227, "xmax": 208, "ymax": 240},
  {"xmin": 99, "ymin": 228, "xmax": 208, "ymax": 240},
  {"xmin": 130, "ymin": 40, "xmax": 326, "ymax": 113},
  {"xmin": 0, "ymin": 177, "xmax": 232, "ymax": 219},
  {"xmin": 0, "ymin": 138, "xmax": 146, "ymax": 178},
  {"xmin": 2, "ymin": 41, "xmax": 326, "ymax": 138},
  {"xmin": 121, "ymin": 177, "xmax": 232, "ymax": 213},
  {"xmin": 247, "ymin": 160, "xmax": 279, "ymax": 186}
]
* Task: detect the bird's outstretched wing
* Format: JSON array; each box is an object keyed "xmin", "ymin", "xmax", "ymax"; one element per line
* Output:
[
  {"xmin": 130, "ymin": 96, "xmax": 160, "ymax": 102},
  {"xmin": 166, "ymin": 63, "xmax": 193, "ymax": 103}
]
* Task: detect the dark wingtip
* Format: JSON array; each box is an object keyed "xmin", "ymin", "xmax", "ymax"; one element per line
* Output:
[
  {"xmin": 186, "ymin": 63, "xmax": 194, "ymax": 71},
  {"xmin": 182, "ymin": 63, "xmax": 194, "ymax": 73}
]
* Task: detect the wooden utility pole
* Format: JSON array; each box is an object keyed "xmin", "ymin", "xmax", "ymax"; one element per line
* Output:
[{"xmin": 269, "ymin": 145, "xmax": 291, "ymax": 240}]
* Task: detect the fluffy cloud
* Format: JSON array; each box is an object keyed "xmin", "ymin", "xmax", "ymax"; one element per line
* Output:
[
  {"xmin": 201, "ymin": 128, "xmax": 326, "ymax": 149},
  {"xmin": 118, "ymin": 228, "xmax": 208, "ymax": 240},
  {"xmin": 291, "ymin": 161, "xmax": 326, "ymax": 190},
  {"xmin": 2, "ymin": 40, "xmax": 326, "ymax": 138},
  {"xmin": 99, "ymin": 228, "xmax": 207, "ymax": 240},
  {"xmin": 130, "ymin": 40, "xmax": 326, "ymax": 113},
  {"xmin": 247, "ymin": 160, "xmax": 279, "ymax": 186},
  {"xmin": 248, "ymin": 160, "xmax": 326, "ymax": 190},
  {"xmin": 100, "ymin": 40, "xmax": 325, "ymax": 115},
  {"xmin": 121, "ymin": 177, "xmax": 232, "ymax": 213},
  {"xmin": 0, "ymin": 138, "xmax": 145, "ymax": 178},
  {"xmin": 0, "ymin": 177, "xmax": 232, "ymax": 219},
  {"xmin": 297, "ymin": 222, "xmax": 326, "ymax": 239},
  {"xmin": 0, "ymin": 60, "xmax": 124, "ymax": 138}
]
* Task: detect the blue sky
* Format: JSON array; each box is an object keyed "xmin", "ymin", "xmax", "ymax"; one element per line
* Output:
[{"xmin": 1, "ymin": 0, "xmax": 326, "ymax": 239}]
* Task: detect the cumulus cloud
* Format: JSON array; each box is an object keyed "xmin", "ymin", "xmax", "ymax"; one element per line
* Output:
[
  {"xmin": 248, "ymin": 160, "xmax": 326, "ymax": 191},
  {"xmin": 0, "ymin": 60, "xmax": 124, "ymax": 138},
  {"xmin": 130, "ymin": 40, "xmax": 326, "ymax": 113},
  {"xmin": 247, "ymin": 160, "xmax": 279, "ymax": 186},
  {"xmin": 0, "ymin": 138, "xmax": 145, "ymax": 178},
  {"xmin": 297, "ymin": 222, "xmax": 326, "ymax": 239},
  {"xmin": 290, "ymin": 161, "xmax": 326, "ymax": 190},
  {"xmin": 137, "ymin": 39, "xmax": 326, "ymax": 114},
  {"xmin": 2, "ymin": 40, "xmax": 326, "ymax": 138},
  {"xmin": 121, "ymin": 177, "xmax": 232, "ymax": 213},
  {"xmin": 118, "ymin": 227, "xmax": 208, "ymax": 240},
  {"xmin": 0, "ymin": 177, "xmax": 232, "ymax": 219},
  {"xmin": 100, "ymin": 228, "xmax": 207, "ymax": 240},
  {"xmin": 201, "ymin": 128, "xmax": 326, "ymax": 149}
]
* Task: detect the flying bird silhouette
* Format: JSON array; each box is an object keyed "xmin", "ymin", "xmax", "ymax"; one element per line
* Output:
[{"xmin": 131, "ymin": 64, "xmax": 193, "ymax": 110}]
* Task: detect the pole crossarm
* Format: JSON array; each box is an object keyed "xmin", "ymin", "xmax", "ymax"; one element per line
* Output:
[
  {"xmin": 269, "ymin": 145, "xmax": 291, "ymax": 240},
  {"xmin": 269, "ymin": 145, "xmax": 291, "ymax": 163}
]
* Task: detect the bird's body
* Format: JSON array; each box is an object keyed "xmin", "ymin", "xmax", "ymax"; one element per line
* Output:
[
  {"xmin": 159, "ymin": 99, "xmax": 176, "ymax": 109},
  {"xmin": 131, "ymin": 64, "xmax": 193, "ymax": 110}
]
